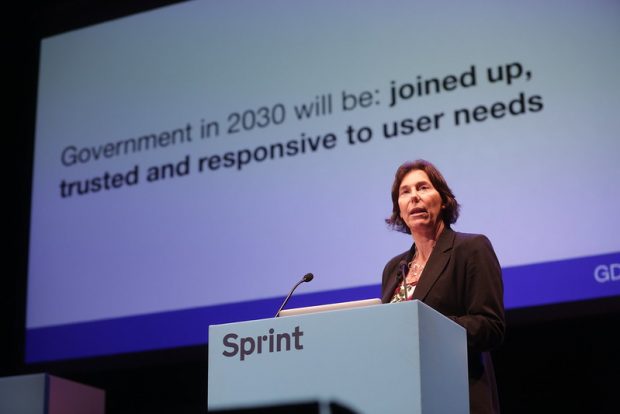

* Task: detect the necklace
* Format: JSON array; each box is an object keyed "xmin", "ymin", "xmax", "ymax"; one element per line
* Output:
[{"xmin": 406, "ymin": 250, "xmax": 426, "ymax": 283}]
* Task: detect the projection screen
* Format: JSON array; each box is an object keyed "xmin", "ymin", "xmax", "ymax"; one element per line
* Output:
[{"xmin": 26, "ymin": 0, "xmax": 620, "ymax": 362}]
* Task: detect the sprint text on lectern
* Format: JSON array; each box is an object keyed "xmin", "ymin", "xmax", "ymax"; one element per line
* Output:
[{"xmin": 222, "ymin": 326, "xmax": 304, "ymax": 361}]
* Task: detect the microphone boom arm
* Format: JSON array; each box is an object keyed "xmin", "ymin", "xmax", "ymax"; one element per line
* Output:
[{"xmin": 274, "ymin": 273, "xmax": 314, "ymax": 317}]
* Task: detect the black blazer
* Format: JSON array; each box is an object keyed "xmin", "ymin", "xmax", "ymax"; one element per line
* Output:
[{"xmin": 381, "ymin": 227, "xmax": 505, "ymax": 414}]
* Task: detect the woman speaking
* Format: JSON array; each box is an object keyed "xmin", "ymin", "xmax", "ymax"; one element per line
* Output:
[{"xmin": 382, "ymin": 160, "xmax": 505, "ymax": 414}]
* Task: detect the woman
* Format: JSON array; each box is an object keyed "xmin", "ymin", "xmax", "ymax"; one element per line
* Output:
[{"xmin": 382, "ymin": 159, "xmax": 505, "ymax": 414}]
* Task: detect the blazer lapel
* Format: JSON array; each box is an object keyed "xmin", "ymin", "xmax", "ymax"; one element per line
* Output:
[
  {"xmin": 382, "ymin": 276, "xmax": 400, "ymax": 303},
  {"xmin": 411, "ymin": 227, "xmax": 455, "ymax": 301}
]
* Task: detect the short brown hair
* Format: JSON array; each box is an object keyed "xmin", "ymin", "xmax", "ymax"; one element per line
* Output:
[{"xmin": 386, "ymin": 159, "xmax": 460, "ymax": 234}]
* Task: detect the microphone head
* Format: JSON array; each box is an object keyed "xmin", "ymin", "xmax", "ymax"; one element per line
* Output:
[{"xmin": 302, "ymin": 273, "xmax": 314, "ymax": 282}]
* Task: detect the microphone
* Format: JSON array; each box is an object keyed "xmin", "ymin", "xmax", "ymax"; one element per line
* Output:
[
  {"xmin": 275, "ymin": 273, "xmax": 314, "ymax": 317},
  {"xmin": 398, "ymin": 259, "xmax": 408, "ymax": 301}
]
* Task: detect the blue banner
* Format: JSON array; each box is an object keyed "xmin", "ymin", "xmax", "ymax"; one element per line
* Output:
[{"xmin": 26, "ymin": 252, "xmax": 620, "ymax": 362}]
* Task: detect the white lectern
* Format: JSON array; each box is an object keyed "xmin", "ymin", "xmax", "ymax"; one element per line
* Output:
[{"xmin": 208, "ymin": 300, "xmax": 468, "ymax": 414}]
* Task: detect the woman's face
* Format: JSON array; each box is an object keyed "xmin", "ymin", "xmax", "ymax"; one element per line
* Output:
[{"xmin": 398, "ymin": 169, "xmax": 444, "ymax": 234}]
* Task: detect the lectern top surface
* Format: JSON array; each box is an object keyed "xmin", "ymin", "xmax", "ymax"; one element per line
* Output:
[{"xmin": 278, "ymin": 298, "xmax": 382, "ymax": 317}]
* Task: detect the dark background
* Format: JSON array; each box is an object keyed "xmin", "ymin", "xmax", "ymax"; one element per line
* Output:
[{"xmin": 3, "ymin": 2, "xmax": 619, "ymax": 413}]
